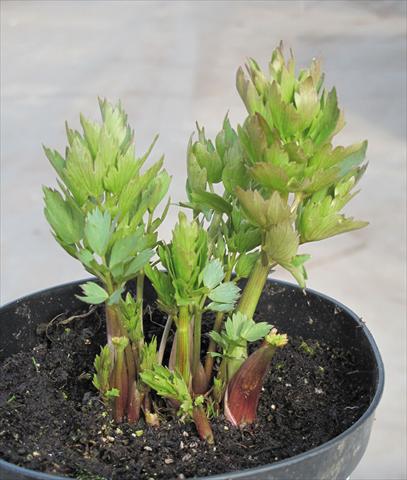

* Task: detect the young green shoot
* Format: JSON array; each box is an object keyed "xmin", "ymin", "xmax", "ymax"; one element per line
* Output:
[{"xmin": 43, "ymin": 100, "xmax": 170, "ymax": 423}]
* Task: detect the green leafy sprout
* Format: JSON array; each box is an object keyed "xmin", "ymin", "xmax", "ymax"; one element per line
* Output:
[{"xmin": 43, "ymin": 43, "xmax": 368, "ymax": 442}]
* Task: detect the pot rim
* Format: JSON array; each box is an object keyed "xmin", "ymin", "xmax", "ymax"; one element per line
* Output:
[{"xmin": 0, "ymin": 277, "xmax": 385, "ymax": 480}]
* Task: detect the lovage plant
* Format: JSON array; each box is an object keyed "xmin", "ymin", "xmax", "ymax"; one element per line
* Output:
[
  {"xmin": 43, "ymin": 99, "xmax": 170, "ymax": 424},
  {"xmin": 44, "ymin": 44, "xmax": 368, "ymax": 443}
]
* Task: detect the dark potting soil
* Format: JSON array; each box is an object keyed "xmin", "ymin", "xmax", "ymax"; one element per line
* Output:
[{"xmin": 0, "ymin": 299, "xmax": 371, "ymax": 480}]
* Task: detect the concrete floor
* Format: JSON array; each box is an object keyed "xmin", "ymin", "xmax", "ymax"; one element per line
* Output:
[{"xmin": 1, "ymin": 1, "xmax": 406, "ymax": 478}]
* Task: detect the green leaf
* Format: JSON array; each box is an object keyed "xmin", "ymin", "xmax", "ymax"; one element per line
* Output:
[
  {"xmin": 190, "ymin": 191, "xmax": 232, "ymax": 216},
  {"xmin": 222, "ymin": 143, "xmax": 249, "ymax": 194},
  {"xmin": 149, "ymin": 196, "xmax": 171, "ymax": 233},
  {"xmin": 236, "ymin": 188, "xmax": 292, "ymax": 229},
  {"xmin": 144, "ymin": 264, "xmax": 176, "ymax": 315},
  {"xmin": 338, "ymin": 141, "xmax": 368, "ymax": 177},
  {"xmin": 235, "ymin": 252, "xmax": 260, "ymax": 278},
  {"xmin": 84, "ymin": 208, "xmax": 111, "ymax": 256},
  {"xmin": 252, "ymin": 162, "xmax": 291, "ymax": 192},
  {"xmin": 112, "ymin": 336, "xmax": 129, "ymax": 352},
  {"xmin": 187, "ymin": 137, "xmax": 207, "ymax": 193},
  {"xmin": 208, "ymin": 330, "xmax": 226, "ymax": 348},
  {"xmin": 284, "ymin": 254, "xmax": 311, "ymax": 288},
  {"xmin": 140, "ymin": 337, "xmax": 158, "ymax": 372},
  {"xmin": 98, "ymin": 98, "xmax": 130, "ymax": 148},
  {"xmin": 93, "ymin": 345, "xmax": 112, "ymax": 396},
  {"xmin": 118, "ymin": 156, "xmax": 164, "ymax": 219},
  {"xmin": 212, "ymin": 312, "xmax": 272, "ymax": 384},
  {"xmin": 231, "ymin": 228, "xmax": 262, "ymax": 253},
  {"xmin": 246, "ymin": 58, "xmax": 268, "ymax": 96},
  {"xmin": 268, "ymin": 82, "xmax": 302, "ymax": 140},
  {"xmin": 140, "ymin": 365, "xmax": 193, "ymax": 415},
  {"xmin": 236, "ymin": 66, "xmax": 265, "ymax": 116},
  {"xmin": 207, "ymin": 301, "xmax": 236, "ymax": 312},
  {"xmin": 77, "ymin": 282, "xmax": 109, "ymax": 304},
  {"xmin": 265, "ymin": 140, "xmax": 292, "ymax": 168},
  {"xmin": 298, "ymin": 179, "xmax": 368, "ymax": 242},
  {"xmin": 77, "ymin": 249, "xmax": 94, "ymax": 267},
  {"xmin": 80, "ymin": 114, "xmax": 101, "ymax": 159},
  {"xmin": 194, "ymin": 142, "xmax": 223, "ymax": 184},
  {"xmin": 303, "ymin": 167, "xmax": 339, "ymax": 194},
  {"xmin": 109, "ymin": 232, "xmax": 142, "ymax": 268},
  {"xmin": 294, "ymin": 76, "xmax": 320, "ymax": 131},
  {"xmin": 103, "ymin": 143, "xmax": 139, "ymax": 194},
  {"xmin": 228, "ymin": 211, "xmax": 262, "ymax": 252},
  {"xmin": 264, "ymin": 222, "xmax": 299, "ymax": 265},
  {"xmin": 309, "ymin": 88, "xmax": 340, "ymax": 145},
  {"xmin": 43, "ymin": 187, "xmax": 84, "ymax": 245},
  {"xmin": 269, "ymin": 43, "xmax": 296, "ymax": 102},
  {"xmin": 215, "ymin": 115, "xmax": 238, "ymax": 159},
  {"xmin": 124, "ymin": 249, "xmax": 155, "ymax": 279},
  {"xmin": 239, "ymin": 114, "xmax": 269, "ymax": 163},
  {"xmin": 107, "ymin": 286, "xmax": 125, "ymax": 305},
  {"xmin": 243, "ymin": 322, "xmax": 272, "ymax": 342},
  {"xmin": 236, "ymin": 188, "xmax": 268, "ymax": 228},
  {"xmin": 64, "ymin": 136, "xmax": 99, "ymax": 203},
  {"xmin": 76, "ymin": 248, "xmax": 100, "ymax": 276},
  {"xmin": 145, "ymin": 170, "xmax": 171, "ymax": 214},
  {"xmin": 119, "ymin": 292, "xmax": 143, "ymax": 342},
  {"xmin": 171, "ymin": 212, "xmax": 208, "ymax": 287},
  {"xmin": 105, "ymin": 388, "xmax": 120, "ymax": 399},
  {"xmin": 43, "ymin": 146, "xmax": 65, "ymax": 177},
  {"xmin": 201, "ymin": 259, "xmax": 225, "ymax": 289},
  {"xmin": 208, "ymin": 282, "xmax": 240, "ymax": 305}
]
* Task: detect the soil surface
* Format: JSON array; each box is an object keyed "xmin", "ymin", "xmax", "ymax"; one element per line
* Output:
[{"xmin": 0, "ymin": 301, "xmax": 371, "ymax": 480}]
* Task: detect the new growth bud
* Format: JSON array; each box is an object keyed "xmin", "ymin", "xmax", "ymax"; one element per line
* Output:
[{"xmin": 225, "ymin": 329, "xmax": 288, "ymax": 427}]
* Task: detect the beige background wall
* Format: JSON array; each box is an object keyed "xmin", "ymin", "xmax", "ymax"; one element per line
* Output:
[{"xmin": 1, "ymin": 1, "xmax": 406, "ymax": 478}]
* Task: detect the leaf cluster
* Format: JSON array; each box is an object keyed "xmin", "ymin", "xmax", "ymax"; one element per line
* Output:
[
  {"xmin": 210, "ymin": 312, "xmax": 272, "ymax": 383},
  {"xmin": 209, "ymin": 312, "xmax": 271, "ymax": 358},
  {"xmin": 185, "ymin": 44, "xmax": 368, "ymax": 288},
  {"xmin": 93, "ymin": 345, "xmax": 119, "ymax": 401},
  {"xmin": 43, "ymin": 99, "xmax": 169, "ymax": 300},
  {"xmin": 140, "ymin": 365, "xmax": 203, "ymax": 417},
  {"xmin": 146, "ymin": 215, "xmax": 240, "ymax": 316}
]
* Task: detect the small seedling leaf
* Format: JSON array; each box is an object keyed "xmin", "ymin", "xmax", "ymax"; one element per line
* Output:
[{"xmin": 77, "ymin": 282, "xmax": 109, "ymax": 305}]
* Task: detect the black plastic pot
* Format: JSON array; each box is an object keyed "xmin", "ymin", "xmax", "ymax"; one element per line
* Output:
[{"xmin": 0, "ymin": 278, "xmax": 384, "ymax": 480}]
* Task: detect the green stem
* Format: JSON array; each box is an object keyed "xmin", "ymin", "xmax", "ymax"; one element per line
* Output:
[
  {"xmin": 158, "ymin": 315, "xmax": 172, "ymax": 365},
  {"xmin": 112, "ymin": 343, "xmax": 128, "ymax": 423},
  {"xmin": 105, "ymin": 304, "xmax": 124, "ymax": 343},
  {"xmin": 105, "ymin": 304, "xmax": 138, "ymax": 422},
  {"xmin": 226, "ymin": 344, "xmax": 247, "ymax": 382},
  {"xmin": 207, "ymin": 214, "xmax": 222, "ymax": 255},
  {"xmin": 191, "ymin": 307, "xmax": 207, "ymax": 394},
  {"xmin": 204, "ymin": 257, "xmax": 234, "ymax": 379},
  {"xmin": 237, "ymin": 255, "xmax": 270, "ymax": 319},
  {"xmin": 176, "ymin": 306, "xmax": 191, "ymax": 386},
  {"xmin": 192, "ymin": 308, "xmax": 202, "ymax": 378},
  {"xmin": 136, "ymin": 272, "xmax": 144, "ymax": 305},
  {"xmin": 147, "ymin": 211, "xmax": 153, "ymax": 232},
  {"xmin": 103, "ymin": 272, "xmax": 120, "ymax": 344},
  {"xmin": 290, "ymin": 192, "xmax": 303, "ymax": 214},
  {"xmin": 127, "ymin": 381, "xmax": 141, "ymax": 423},
  {"xmin": 136, "ymin": 272, "xmax": 145, "ymax": 352},
  {"xmin": 124, "ymin": 345, "xmax": 137, "ymax": 416}
]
